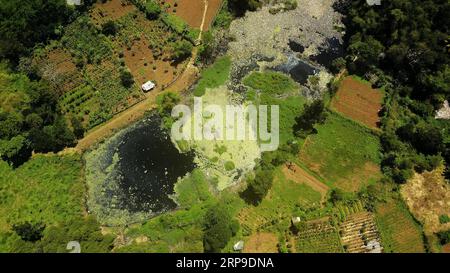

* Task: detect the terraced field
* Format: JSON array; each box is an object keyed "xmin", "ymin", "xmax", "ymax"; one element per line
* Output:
[
  {"xmin": 331, "ymin": 76, "xmax": 383, "ymax": 129},
  {"xmin": 375, "ymin": 200, "xmax": 425, "ymax": 253},
  {"xmin": 294, "ymin": 218, "xmax": 343, "ymax": 253},
  {"xmin": 339, "ymin": 212, "xmax": 383, "ymax": 253}
]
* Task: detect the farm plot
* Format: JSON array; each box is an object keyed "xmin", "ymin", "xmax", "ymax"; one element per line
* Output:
[
  {"xmin": 401, "ymin": 166, "xmax": 450, "ymax": 235},
  {"xmin": 237, "ymin": 168, "xmax": 322, "ymax": 234},
  {"xmin": 339, "ymin": 212, "xmax": 383, "ymax": 253},
  {"xmin": 331, "ymin": 76, "xmax": 383, "ymax": 129},
  {"xmin": 116, "ymin": 12, "xmax": 187, "ymax": 87},
  {"xmin": 161, "ymin": 0, "xmax": 222, "ymax": 31},
  {"xmin": 244, "ymin": 232, "xmax": 279, "ymax": 253},
  {"xmin": 161, "ymin": 0, "xmax": 205, "ymax": 29},
  {"xmin": 282, "ymin": 163, "xmax": 329, "ymax": 205},
  {"xmin": 375, "ymin": 200, "xmax": 425, "ymax": 253},
  {"xmin": 294, "ymin": 218, "xmax": 343, "ymax": 253},
  {"xmin": 89, "ymin": 0, "xmax": 136, "ymax": 26},
  {"xmin": 34, "ymin": 48, "xmax": 84, "ymax": 93},
  {"xmin": 299, "ymin": 112, "xmax": 382, "ymax": 192}
]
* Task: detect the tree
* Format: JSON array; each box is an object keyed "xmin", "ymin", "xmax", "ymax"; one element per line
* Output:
[
  {"xmin": 294, "ymin": 100, "xmax": 327, "ymax": 137},
  {"xmin": 40, "ymin": 217, "xmax": 114, "ymax": 253},
  {"xmin": 12, "ymin": 222, "xmax": 45, "ymax": 242},
  {"xmin": 120, "ymin": 68, "xmax": 134, "ymax": 88},
  {"xmin": 71, "ymin": 116, "xmax": 85, "ymax": 139},
  {"xmin": 198, "ymin": 31, "xmax": 215, "ymax": 62},
  {"xmin": 144, "ymin": 0, "xmax": 161, "ymax": 20},
  {"xmin": 228, "ymin": 0, "xmax": 262, "ymax": 16},
  {"xmin": 101, "ymin": 20, "xmax": 118, "ymax": 36},
  {"xmin": 0, "ymin": 0, "xmax": 72, "ymax": 62},
  {"xmin": 0, "ymin": 135, "xmax": 31, "ymax": 167},
  {"xmin": 172, "ymin": 40, "xmax": 193, "ymax": 62},
  {"xmin": 203, "ymin": 205, "xmax": 239, "ymax": 253},
  {"xmin": 241, "ymin": 169, "xmax": 274, "ymax": 205},
  {"xmin": 157, "ymin": 92, "xmax": 180, "ymax": 116}
]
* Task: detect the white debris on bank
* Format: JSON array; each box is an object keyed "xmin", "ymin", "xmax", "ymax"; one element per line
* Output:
[
  {"xmin": 367, "ymin": 0, "xmax": 382, "ymax": 6},
  {"xmin": 435, "ymin": 100, "xmax": 450, "ymax": 120},
  {"xmin": 66, "ymin": 0, "xmax": 81, "ymax": 5}
]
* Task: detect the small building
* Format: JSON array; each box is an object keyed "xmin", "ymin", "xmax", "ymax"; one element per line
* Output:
[
  {"xmin": 142, "ymin": 81, "xmax": 156, "ymax": 92},
  {"xmin": 233, "ymin": 241, "xmax": 244, "ymax": 251}
]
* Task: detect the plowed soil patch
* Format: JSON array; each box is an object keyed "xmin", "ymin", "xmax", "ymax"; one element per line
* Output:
[
  {"xmin": 244, "ymin": 232, "xmax": 278, "ymax": 253},
  {"xmin": 331, "ymin": 77, "xmax": 383, "ymax": 129},
  {"xmin": 282, "ymin": 164, "xmax": 329, "ymax": 204},
  {"xmin": 164, "ymin": 0, "xmax": 205, "ymax": 29},
  {"xmin": 90, "ymin": 0, "xmax": 136, "ymax": 25}
]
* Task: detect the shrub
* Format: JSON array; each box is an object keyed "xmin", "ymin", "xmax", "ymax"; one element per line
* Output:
[{"xmin": 145, "ymin": 0, "xmax": 161, "ymax": 20}]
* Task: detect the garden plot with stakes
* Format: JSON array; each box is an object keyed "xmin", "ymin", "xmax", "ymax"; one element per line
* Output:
[
  {"xmin": 34, "ymin": 47, "xmax": 84, "ymax": 93},
  {"xmin": 339, "ymin": 212, "xmax": 383, "ymax": 253},
  {"xmin": 293, "ymin": 217, "xmax": 344, "ymax": 253},
  {"xmin": 115, "ymin": 12, "xmax": 188, "ymax": 88}
]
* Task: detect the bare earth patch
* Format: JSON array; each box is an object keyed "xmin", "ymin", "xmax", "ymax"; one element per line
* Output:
[
  {"xmin": 90, "ymin": 0, "xmax": 136, "ymax": 26},
  {"xmin": 331, "ymin": 77, "xmax": 383, "ymax": 129},
  {"xmin": 401, "ymin": 166, "xmax": 450, "ymax": 235},
  {"xmin": 244, "ymin": 232, "xmax": 278, "ymax": 253},
  {"xmin": 123, "ymin": 37, "xmax": 184, "ymax": 87},
  {"xmin": 164, "ymin": 0, "xmax": 223, "ymax": 30},
  {"xmin": 282, "ymin": 163, "xmax": 329, "ymax": 204}
]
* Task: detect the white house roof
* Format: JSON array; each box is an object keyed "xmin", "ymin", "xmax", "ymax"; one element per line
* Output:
[{"xmin": 142, "ymin": 81, "xmax": 156, "ymax": 91}]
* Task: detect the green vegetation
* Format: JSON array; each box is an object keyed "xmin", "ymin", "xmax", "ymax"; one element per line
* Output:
[
  {"xmin": 439, "ymin": 214, "xmax": 450, "ymax": 225},
  {"xmin": 295, "ymin": 222, "xmax": 343, "ymax": 253},
  {"xmin": 0, "ymin": 154, "xmax": 113, "ymax": 252},
  {"xmin": 239, "ymin": 168, "xmax": 323, "ymax": 236},
  {"xmin": 375, "ymin": 199, "xmax": 425, "ymax": 253},
  {"xmin": 343, "ymin": 0, "xmax": 450, "ymax": 184},
  {"xmin": 203, "ymin": 204, "xmax": 240, "ymax": 253},
  {"xmin": 300, "ymin": 112, "xmax": 381, "ymax": 192},
  {"xmin": 144, "ymin": 0, "xmax": 162, "ymax": 20},
  {"xmin": 245, "ymin": 71, "xmax": 306, "ymax": 145},
  {"xmin": 0, "ymin": 0, "xmax": 73, "ymax": 62},
  {"xmin": 194, "ymin": 56, "xmax": 231, "ymax": 97},
  {"xmin": 174, "ymin": 170, "xmax": 213, "ymax": 208},
  {"xmin": 171, "ymin": 39, "xmax": 193, "ymax": 62},
  {"xmin": 294, "ymin": 100, "xmax": 327, "ymax": 137},
  {"xmin": 0, "ymin": 65, "xmax": 76, "ymax": 165},
  {"xmin": 243, "ymin": 71, "xmax": 297, "ymax": 96}
]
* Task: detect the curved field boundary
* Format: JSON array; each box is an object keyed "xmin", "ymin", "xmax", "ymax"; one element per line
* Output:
[{"xmin": 282, "ymin": 163, "xmax": 329, "ymax": 205}]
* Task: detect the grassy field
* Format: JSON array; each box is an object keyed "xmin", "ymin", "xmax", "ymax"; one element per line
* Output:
[
  {"xmin": 244, "ymin": 71, "xmax": 306, "ymax": 145},
  {"xmin": 299, "ymin": 112, "xmax": 382, "ymax": 192},
  {"xmin": 243, "ymin": 71, "xmax": 297, "ymax": 96},
  {"xmin": 375, "ymin": 199, "xmax": 426, "ymax": 253},
  {"xmin": 238, "ymin": 168, "xmax": 322, "ymax": 235},
  {"xmin": 193, "ymin": 56, "xmax": 231, "ymax": 97},
  {"xmin": 0, "ymin": 155, "xmax": 85, "ymax": 233}
]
